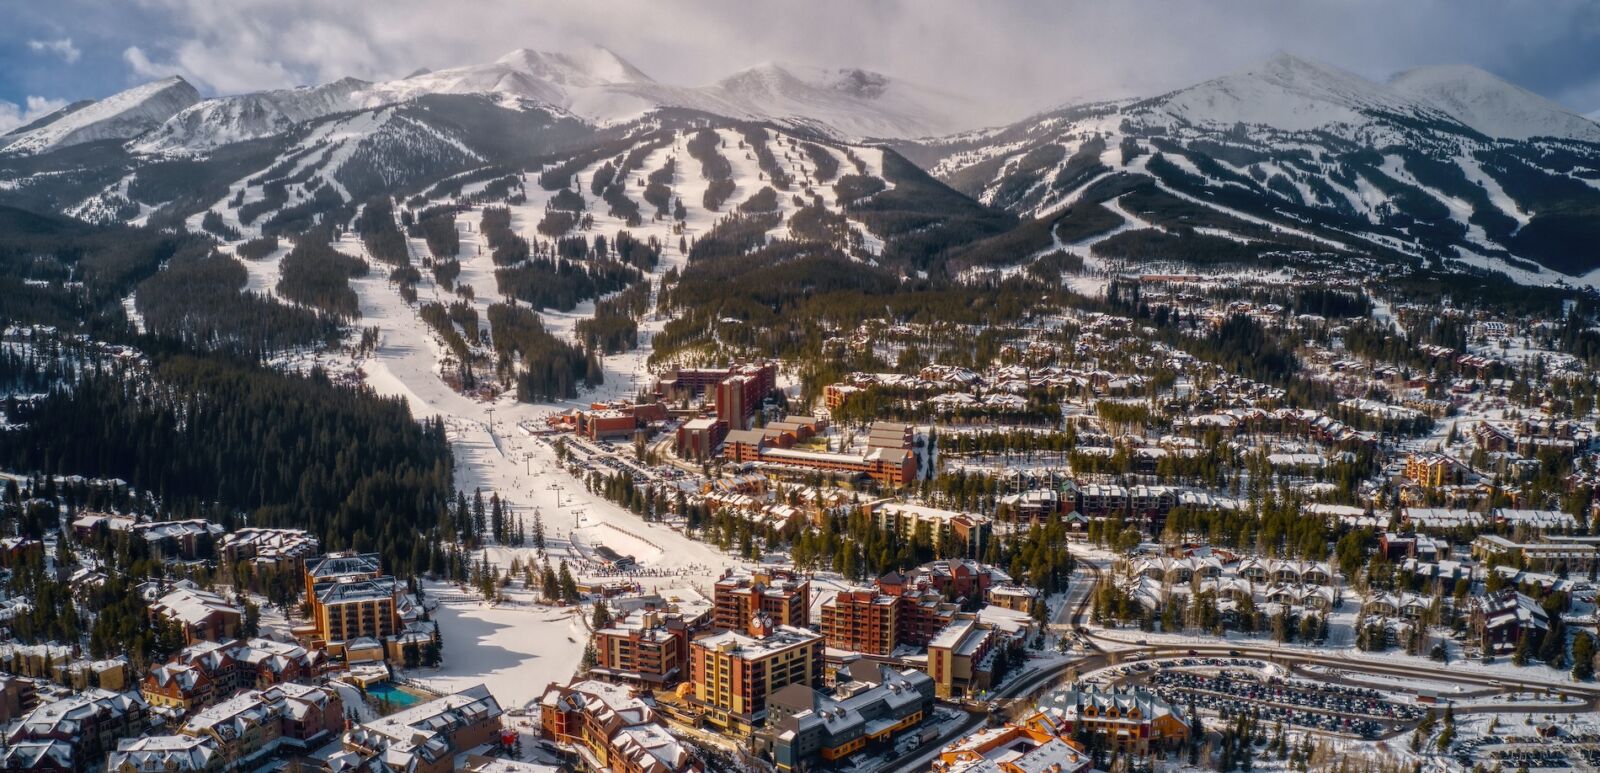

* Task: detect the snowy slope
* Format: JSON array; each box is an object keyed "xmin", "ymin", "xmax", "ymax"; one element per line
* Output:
[
  {"xmin": 0, "ymin": 100, "xmax": 93, "ymax": 139},
  {"xmin": 117, "ymin": 45, "xmax": 977, "ymax": 153},
  {"xmin": 910, "ymin": 51, "xmax": 1600, "ymax": 284},
  {"xmin": 702, "ymin": 62, "xmax": 973, "ymax": 138},
  {"xmin": 133, "ymin": 77, "xmax": 371, "ymax": 153},
  {"xmin": 1389, "ymin": 64, "xmax": 1600, "ymax": 142},
  {"xmin": 360, "ymin": 48, "xmax": 973, "ymax": 139},
  {"xmin": 1139, "ymin": 53, "xmax": 1444, "ymax": 132},
  {"xmin": 1, "ymin": 76, "xmax": 200, "ymax": 155},
  {"xmin": 362, "ymin": 46, "xmax": 647, "ymax": 108}
]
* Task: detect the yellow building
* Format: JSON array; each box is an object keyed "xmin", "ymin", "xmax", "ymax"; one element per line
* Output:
[
  {"xmin": 1404, "ymin": 452, "xmax": 1474, "ymax": 489},
  {"xmin": 302, "ymin": 553, "xmax": 412, "ymax": 657},
  {"xmin": 688, "ymin": 620, "xmax": 822, "ymax": 735},
  {"xmin": 926, "ymin": 619, "xmax": 998, "ymax": 700}
]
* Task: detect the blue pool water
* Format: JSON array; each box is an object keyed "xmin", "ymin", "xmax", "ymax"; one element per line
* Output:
[{"xmin": 366, "ymin": 682, "xmax": 425, "ymax": 708}]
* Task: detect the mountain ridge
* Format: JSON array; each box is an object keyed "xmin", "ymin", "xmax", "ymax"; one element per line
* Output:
[
  {"xmin": 1389, "ymin": 63, "xmax": 1600, "ymax": 142},
  {"xmin": 2, "ymin": 76, "xmax": 200, "ymax": 155}
]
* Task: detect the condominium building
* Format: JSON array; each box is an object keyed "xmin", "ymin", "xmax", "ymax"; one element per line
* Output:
[
  {"xmin": 723, "ymin": 430, "xmax": 916, "ymax": 487},
  {"xmin": 175, "ymin": 683, "xmax": 342, "ymax": 765},
  {"xmin": 142, "ymin": 638, "xmax": 324, "ymax": 715},
  {"xmin": 219, "ymin": 528, "xmax": 320, "ymax": 575},
  {"xmin": 936, "ymin": 712, "xmax": 1092, "ymax": 773},
  {"xmin": 926, "ymin": 619, "xmax": 999, "ymax": 700},
  {"xmin": 6, "ymin": 689, "xmax": 149, "ymax": 772},
  {"xmin": 303, "ymin": 552, "xmax": 384, "ymax": 600},
  {"xmin": 302, "ymin": 552, "xmax": 416, "ymax": 657},
  {"xmin": 592, "ymin": 611, "xmax": 691, "ymax": 688},
  {"xmin": 1471, "ymin": 534, "xmax": 1600, "ymax": 573},
  {"xmin": 1470, "ymin": 589, "xmax": 1550, "ymax": 655},
  {"xmin": 866, "ymin": 503, "xmax": 991, "ymax": 557},
  {"xmin": 147, "ymin": 586, "xmax": 242, "ymax": 645},
  {"xmin": 818, "ymin": 579, "xmax": 961, "ymax": 657},
  {"xmin": 540, "ymin": 679, "xmax": 701, "ymax": 773},
  {"xmin": 820, "ymin": 589, "xmax": 901, "ymax": 656},
  {"xmin": 712, "ymin": 569, "xmax": 810, "ymax": 631},
  {"xmin": 342, "ymin": 685, "xmax": 503, "ymax": 773},
  {"xmin": 1403, "ymin": 452, "xmax": 1477, "ymax": 489},
  {"xmin": 687, "ymin": 622, "xmax": 823, "ymax": 735},
  {"xmin": 763, "ymin": 662, "xmax": 934, "ymax": 772},
  {"xmin": 309, "ymin": 577, "xmax": 405, "ymax": 655},
  {"xmin": 1036, "ymin": 685, "xmax": 1189, "ymax": 755},
  {"xmin": 105, "ymin": 735, "xmax": 217, "ymax": 773}
]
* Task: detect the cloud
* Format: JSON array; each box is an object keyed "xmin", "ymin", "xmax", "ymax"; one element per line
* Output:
[
  {"xmin": 15, "ymin": 0, "xmax": 1600, "ymax": 117},
  {"xmin": 122, "ymin": 46, "xmax": 177, "ymax": 79},
  {"xmin": 27, "ymin": 37, "xmax": 81, "ymax": 64},
  {"xmin": 0, "ymin": 96, "xmax": 70, "ymax": 133}
]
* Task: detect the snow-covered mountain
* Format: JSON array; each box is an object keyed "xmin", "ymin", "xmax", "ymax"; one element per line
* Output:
[
  {"xmin": 1, "ymin": 76, "xmax": 200, "ymax": 155},
  {"xmin": 133, "ymin": 77, "xmax": 370, "ymax": 153},
  {"xmin": 359, "ymin": 47, "xmax": 972, "ymax": 138},
  {"xmin": 360, "ymin": 46, "xmax": 651, "ymax": 108},
  {"xmin": 4, "ymin": 47, "xmax": 1598, "ymax": 287},
  {"xmin": 1127, "ymin": 53, "xmax": 1600, "ymax": 145},
  {"xmin": 16, "ymin": 45, "xmax": 978, "ymax": 158},
  {"xmin": 906, "ymin": 52, "xmax": 1600, "ymax": 283},
  {"xmin": 1139, "ymin": 52, "xmax": 1445, "ymax": 134},
  {"xmin": 1389, "ymin": 64, "xmax": 1600, "ymax": 142},
  {"xmin": 702, "ymin": 62, "xmax": 972, "ymax": 138}
]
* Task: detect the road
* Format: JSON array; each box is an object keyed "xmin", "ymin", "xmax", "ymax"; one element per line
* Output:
[
  {"xmin": 884, "ymin": 560, "xmax": 1106, "ymax": 773},
  {"xmin": 884, "ymin": 554, "xmax": 1598, "ymax": 772}
]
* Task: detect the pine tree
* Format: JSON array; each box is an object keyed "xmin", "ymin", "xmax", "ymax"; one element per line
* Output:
[
  {"xmin": 1572, "ymin": 631, "xmax": 1596, "ymax": 680},
  {"xmin": 1539, "ymin": 619, "xmax": 1567, "ymax": 669},
  {"xmin": 542, "ymin": 566, "xmax": 560, "ymax": 600},
  {"xmin": 558, "ymin": 561, "xmax": 580, "ymax": 602},
  {"xmin": 472, "ymin": 489, "xmax": 487, "ymax": 541}
]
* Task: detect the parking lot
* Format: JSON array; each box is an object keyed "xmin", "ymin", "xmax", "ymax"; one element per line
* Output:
[
  {"xmin": 1453, "ymin": 732, "xmax": 1600, "ymax": 770},
  {"xmin": 1124, "ymin": 660, "xmax": 1426, "ymax": 739}
]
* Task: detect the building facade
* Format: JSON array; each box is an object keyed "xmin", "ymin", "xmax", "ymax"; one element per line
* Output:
[{"xmin": 687, "ymin": 624, "xmax": 823, "ymax": 735}]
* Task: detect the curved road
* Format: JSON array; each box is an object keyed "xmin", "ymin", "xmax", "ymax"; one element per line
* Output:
[{"xmin": 884, "ymin": 557, "xmax": 1599, "ymax": 772}]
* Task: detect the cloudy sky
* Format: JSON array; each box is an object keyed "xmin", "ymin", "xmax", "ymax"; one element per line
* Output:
[{"xmin": 4, "ymin": 0, "xmax": 1599, "ymax": 131}]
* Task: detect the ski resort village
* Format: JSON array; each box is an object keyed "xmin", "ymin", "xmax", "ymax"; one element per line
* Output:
[{"xmin": 5, "ymin": 5, "xmax": 1600, "ymax": 773}]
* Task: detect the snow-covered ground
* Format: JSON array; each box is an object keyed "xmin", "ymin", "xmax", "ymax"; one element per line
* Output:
[
  {"xmin": 304, "ymin": 129, "xmax": 853, "ymax": 704},
  {"xmin": 404, "ymin": 584, "xmax": 588, "ymax": 710}
]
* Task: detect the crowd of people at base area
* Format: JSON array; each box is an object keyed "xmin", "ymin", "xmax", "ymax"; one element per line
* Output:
[
  {"xmin": 1146, "ymin": 669, "xmax": 1425, "ymax": 738},
  {"xmin": 585, "ymin": 565, "xmax": 711, "ymax": 579}
]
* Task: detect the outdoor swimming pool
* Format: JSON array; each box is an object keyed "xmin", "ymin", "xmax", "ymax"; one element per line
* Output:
[{"xmin": 365, "ymin": 682, "xmax": 426, "ymax": 709}]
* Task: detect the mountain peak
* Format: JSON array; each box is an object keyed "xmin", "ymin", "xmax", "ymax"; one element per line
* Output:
[
  {"xmin": 1257, "ymin": 51, "xmax": 1332, "ymax": 75},
  {"xmin": 494, "ymin": 45, "xmax": 651, "ymax": 86},
  {"xmin": 1390, "ymin": 63, "xmax": 1600, "ymax": 141},
  {"xmin": 1146, "ymin": 50, "xmax": 1419, "ymax": 132},
  {"xmin": 2, "ymin": 76, "xmax": 199, "ymax": 155}
]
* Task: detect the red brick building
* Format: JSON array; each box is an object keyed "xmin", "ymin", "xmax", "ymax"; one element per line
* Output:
[
  {"xmin": 819, "ymin": 573, "xmax": 962, "ymax": 656},
  {"xmin": 592, "ymin": 612, "xmax": 691, "ymax": 688},
  {"xmin": 713, "ymin": 570, "xmax": 810, "ymax": 631}
]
